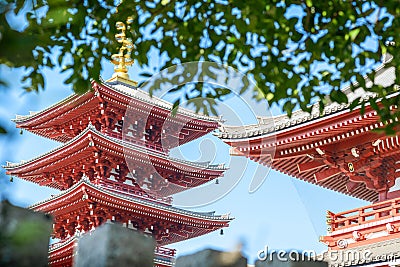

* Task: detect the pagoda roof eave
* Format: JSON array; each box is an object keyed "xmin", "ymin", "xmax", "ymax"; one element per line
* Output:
[
  {"xmin": 222, "ymin": 123, "xmax": 400, "ymax": 202},
  {"xmin": 13, "ymin": 78, "xmax": 222, "ymax": 128},
  {"xmin": 30, "ymin": 177, "xmax": 233, "ymax": 223},
  {"xmin": 218, "ymin": 90, "xmax": 399, "ymax": 142},
  {"xmin": 49, "ymin": 236, "xmax": 76, "ymax": 253},
  {"xmin": 12, "ymin": 93, "xmax": 90, "ymax": 124},
  {"xmin": 217, "ymin": 102, "xmax": 354, "ymax": 142},
  {"xmin": 48, "ymin": 237, "xmax": 75, "ymax": 266},
  {"xmin": 277, "ymin": 166, "xmax": 379, "ymax": 202},
  {"xmin": 4, "ymin": 124, "xmax": 228, "ymax": 173}
]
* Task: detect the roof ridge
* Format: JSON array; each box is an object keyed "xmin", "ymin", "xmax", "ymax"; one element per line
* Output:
[
  {"xmin": 217, "ymin": 61, "xmax": 398, "ymax": 139},
  {"xmin": 3, "ymin": 126, "xmax": 93, "ymax": 169},
  {"xmin": 12, "ymin": 79, "xmax": 222, "ymax": 125},
  {"xmin": 101, "ymin": 80, "xmax": 223, "ymax": 123},
  {"xmin": 4, "ymin": 125, "xmax": 228, "ymax": 171},
  {"xmin": 12, "ymin": 93, "xmax": 79, "ymax": 122}
]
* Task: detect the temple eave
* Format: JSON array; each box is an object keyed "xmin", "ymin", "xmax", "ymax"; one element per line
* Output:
[
  {"xmin": 29, "ymin": 179, "xmax": 231, "ymax": 247},
  {"xmin": 220, "ymin": 99, "xmax": 400, "ymax": 202},
  {"xmin": 14, "ymin": 80, "xmax": 222, "ymax": 148},
  {"xmin": 5, "ymin": 126, "xmax": 226, "ymax": 196},
  {"xmin": 31, "ymin": 179, "xmax": 233, "ymax": 224}
]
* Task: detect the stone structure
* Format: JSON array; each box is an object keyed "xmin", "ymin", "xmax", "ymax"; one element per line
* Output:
[
  {"xmin": 73, "ymin": 223, "xmax": 155, "ymax": 267},
  {"xmin": 175, "ymin": 249, "xmax": 247, "ymax": 267}
]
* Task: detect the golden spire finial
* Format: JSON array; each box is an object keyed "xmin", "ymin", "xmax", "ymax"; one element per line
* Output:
[{"xmin": 110, "ymin": 16, "xmax": 134, "ymax": 80}]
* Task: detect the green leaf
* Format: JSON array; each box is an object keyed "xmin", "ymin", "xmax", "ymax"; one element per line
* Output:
[
  {"xmin": 330, "ymin": 90, "xmax": 348, "ymax": 104},
  {"xmin": 283, "ymin": 100, "xmax": 295, "ymax": 117},
  {"xmin": 349, "ymin": 28, "xmax": 360, "ymax": 41},
  {"xmin": 349, "ymin": 97, "xmax": 361, "ymax": 110},
  {"xmin": 0, "ymin": 0, "xmax": 399, "ymax": 131},
  {"xmin": 0, "ymin": 126, "xmax": 7, "ymax": 134},
  {"xmin": 139, "ymin": 72, "xmax": 153, "ymax": 78},
  {"xmin": 171, "ymin": 98, "xmax": 180, "ymax": 116}
]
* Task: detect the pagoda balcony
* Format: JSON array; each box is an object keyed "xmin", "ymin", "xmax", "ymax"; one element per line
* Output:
[
  {"xmin": 97, "ymin": 179, "xmax": 173, "ymax": 206},
  {"xmin": 103, "ymin": 128, "xmax": 166, "ymax": 154},
  {"xmin": 320, "ymin": 197, "xmax": 400, "ymax": 250}
]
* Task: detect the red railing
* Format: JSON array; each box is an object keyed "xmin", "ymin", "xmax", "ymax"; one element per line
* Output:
[
  {"xmin": 103, "ymin": 129, "xmax": 166, "ymax": 153},
  {"xmin": 155, "ymin": 246, "xmax": 176, "ymax": 263},
  {"xmin": 97, "ymin": 179, "xmax": 173, "ymax": 205},
  {"xmin": 327, "ymin": 197, "xmax": 400, "ymax": 232}
]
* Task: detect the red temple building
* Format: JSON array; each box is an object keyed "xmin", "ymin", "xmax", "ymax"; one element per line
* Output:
[
  {"xmin": 5, "ymin": 20, "xmax": 232, "ymax": 266},
  {"xmin": 218, "ymin": 62, "xmax": 400, "ymax": 266}
]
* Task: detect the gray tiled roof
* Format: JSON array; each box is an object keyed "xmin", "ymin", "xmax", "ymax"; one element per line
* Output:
[
  {"xmin": 218, "ymin": 57, "xmax": 397, "ymax": 140},
  {"xmin": 13, "ymin": 78, "xmax": 222, "ymax": 123},
  {"xmin": 30, "ymin": 177, "xmax": 233, "ymax": 221},
  {"xmin": 4, "ymin": 124, "xmax": 227, "ymax": 171}
]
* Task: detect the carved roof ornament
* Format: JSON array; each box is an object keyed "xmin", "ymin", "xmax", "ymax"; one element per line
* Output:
[{"xmin": 107, "ymin": 16, "xmax": 138, "ymax": 86}]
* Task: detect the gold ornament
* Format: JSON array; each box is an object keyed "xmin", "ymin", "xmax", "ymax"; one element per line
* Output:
[{"xmin": 110, "ymin": 16, "xmax": 134, "ymax": 80}]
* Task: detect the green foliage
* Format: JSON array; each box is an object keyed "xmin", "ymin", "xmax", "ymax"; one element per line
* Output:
[
  {"xmin": 1, "ymin": 0, "xmax": 116, "ymax": 92},
  {"xmin": 1, "ymin": 0, "xmax": 400, "ymax": 130},
  {"xmin": 10, "ymin": 221, "xmax": 48, "ymax": 246}
]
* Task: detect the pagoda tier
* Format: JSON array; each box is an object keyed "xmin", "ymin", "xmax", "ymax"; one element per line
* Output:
[
  {"xmin": 218, "ymin": 63, "xmax": 399, "ymax": 203},
  {"xmin": 48, "ymin": 237, "xmax": 176, "ymax": 267},
  {"xmin": 48, "ymin": 237, "xmax": 75, "ymax": 267},
  {"xmin": 30, "ymin": 178, "xmax": 232, "ymax": 245},
  {"xmin": 219, "ymin": 91, "xmax": 400, "ymax": 202},
  {"xmin": 5, "ymin": 125, "xmax": 227, "ymax": 198},
  {"xmin": 12, "ymin": 78, "xmax": 221, "ymax": 152},
  {"xmin": 218, "ymin": 63, "xmax": 400, "ymax": 203}
]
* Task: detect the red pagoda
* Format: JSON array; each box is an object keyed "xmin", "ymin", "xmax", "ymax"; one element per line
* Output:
[
  {"xmin": 5, "ymin": 19, "xmax": 232, "ymax": 267},
  {"xmin": 218, "ymin": 62, "xmax": 400, "ymax": 266}
]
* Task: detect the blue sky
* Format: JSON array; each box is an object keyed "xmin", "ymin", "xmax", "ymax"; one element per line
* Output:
[{"xmin": 0, "ymin": 59, "xmax": 370, "ymax": 264}]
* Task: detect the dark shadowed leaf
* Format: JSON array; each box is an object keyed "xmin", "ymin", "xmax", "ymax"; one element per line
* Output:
[{"xmin": 0, "ymin": 126, "xmax": 7, "ymax": 134}]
